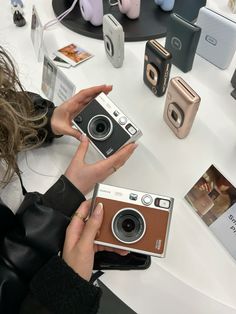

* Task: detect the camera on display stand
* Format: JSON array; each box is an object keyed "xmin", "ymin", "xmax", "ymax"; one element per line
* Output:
[
  {"xmin": 143, "ymin": 39, "xmax": 172, "ymax": 97},
  {"xmin": 91, "ymin": 183, "xmax": 174, "ymax": 257},
  {"xmin": 118, "ymin": 0, "xmax": 140, "ymax": 19},
  {"xmin": 103, "ymin": 14, "xmax": 124, "ymax": 68},
  {"xmin": 73, "ymin": 92, "xmax": 142, "ymax": 158},
  {"xmin": 163, "ymin": 77, "xmax": 201, "ymax": 139},
  {"xmin": 79, "ymin": 0, "xmax": 103, "ymax": 26}
]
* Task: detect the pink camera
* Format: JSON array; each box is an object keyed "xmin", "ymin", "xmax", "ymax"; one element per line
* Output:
[
  {"xmin": 154, "ymin": 0, "xmax": 175, "ymax": 11},
  {"xmin": 118, "ymin": 0, "xmax": 140, "ymax": 19},
  {"xmin": 79, "ymin": 0, "xmax": 103, "ymax": 26}
]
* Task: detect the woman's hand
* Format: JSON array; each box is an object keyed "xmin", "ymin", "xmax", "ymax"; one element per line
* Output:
[
  {"xmin": 50, "ymin": 85, "xmax": 112, "ymax": 139},
  {"xmin": 62, "ymin": 201, "xmax": 128, "ymax": 281},
  {"xmin": 64, "ymin": 134, "xmax": 138, "ymax": 195}
]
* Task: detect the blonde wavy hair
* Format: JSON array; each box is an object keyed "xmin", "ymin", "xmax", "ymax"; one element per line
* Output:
[{"xmin": 0, "ymin": 46, "xmax": 47, "ymax": 184}]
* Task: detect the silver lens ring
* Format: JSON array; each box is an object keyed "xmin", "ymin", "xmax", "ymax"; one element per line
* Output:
[
  {"xmin": 87, "ymin": 114, "xmax": 113, "ymax": 141},
  {"xmin": 111, "ymin": 208, "xmax": 146, "ymax": 244}
]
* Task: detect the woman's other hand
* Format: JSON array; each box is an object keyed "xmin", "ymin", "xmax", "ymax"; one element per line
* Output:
[
  {"xmin": 64, "ymin": 134, "xmax": 138, "ymax": 195},
  {"xmin": 62, "ymin": 201, "xmax": 128, "ymax": 281}
]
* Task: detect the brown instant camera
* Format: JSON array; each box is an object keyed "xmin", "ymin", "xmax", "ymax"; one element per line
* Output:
[
  {"xmin": 163, "ymin": 76, "xmax": 201, "ymax": 139},
  {"xmin": 90, "ymin": 183, "xmax": 174, "ymax": 257}
]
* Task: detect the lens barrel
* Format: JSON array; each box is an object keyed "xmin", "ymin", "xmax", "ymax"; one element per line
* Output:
[{"xmin": 112, "ymin": 208, "xmax": 146, "ymax": 244}]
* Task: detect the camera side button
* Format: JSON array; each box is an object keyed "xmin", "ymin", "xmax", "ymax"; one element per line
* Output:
[
  {"xmin": 159, "ymin": 199, "xmax": 170, "ymax": 209},
  {"xmin": 141, "ymin": 194, "xmax": 153, "ymax": 206},
  {"xmin": 126, "ymin": 124, "xmax": 137, "ymax": 135},
  {"xmin": 113, "ymin": 110, "xmax": 120, "ymax": 117}
]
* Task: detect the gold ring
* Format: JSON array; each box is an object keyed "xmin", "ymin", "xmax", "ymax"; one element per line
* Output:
[{"xmin": 73, "ymin": 211, "xmax": 86, "ymax": 222}]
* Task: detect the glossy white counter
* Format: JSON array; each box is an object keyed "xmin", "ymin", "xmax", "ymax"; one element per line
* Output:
[{"xmin": 1, "ymin": 0, "xmax": 236, "ymax": 312}]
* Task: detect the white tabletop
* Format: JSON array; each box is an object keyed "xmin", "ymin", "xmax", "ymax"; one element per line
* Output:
[{"xmin": 1, "ymin": 0, "xmax": 236, "ymax": 313}]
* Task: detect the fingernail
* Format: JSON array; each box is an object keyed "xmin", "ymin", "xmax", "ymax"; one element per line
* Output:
[
  {"xmin": 93, "ymin": 203, "xmax": 103, "ymax": 217},
  {"xmin": 79, "ymin": 133, "xmax": 87, "ymax": 142},
  {"xmin": 121, "ymin": 251, "xmax": 130, "ymax": 256},
  {"xmin": 132, "ymin": 143, "xmax": 138, "ymax": 149}
]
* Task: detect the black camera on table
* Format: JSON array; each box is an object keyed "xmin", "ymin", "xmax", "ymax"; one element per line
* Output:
[
  {"xmin": 73, "ymin": 92, "xmax": 142, "ymax": 158},
  {"xmin": 143, "ymin": 40, "xmax": 172, "ymax": 97}
]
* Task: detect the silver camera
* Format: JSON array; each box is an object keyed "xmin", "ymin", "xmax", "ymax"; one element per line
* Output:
[
  {"xmin": 103, "ymin": 14, "xmax": 124, "ymax": 68},
  {"xmin": 91, "ymin": 183, "xmax": 174, "ymax": 257},
  {"xmin": 73, "ymin": 92, "xmax": 142, "ymax": 158}
]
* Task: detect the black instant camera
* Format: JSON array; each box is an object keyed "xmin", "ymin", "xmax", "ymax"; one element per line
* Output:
[
  {"xmin": 143, "ymin": 40, "xmax": 172, "ymax": 97},
  {"xmin": 73, "ymin": 92, "xmax": 142, "ymax": 158}
]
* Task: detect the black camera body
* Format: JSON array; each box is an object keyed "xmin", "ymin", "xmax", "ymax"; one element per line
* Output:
[
  {"xmin": 143, "ymin": 40, "xmax": 172, "ymax": 97},
  {"xmin": 73, "ymin": 93, "xmax": 142, "ymax": 158}
]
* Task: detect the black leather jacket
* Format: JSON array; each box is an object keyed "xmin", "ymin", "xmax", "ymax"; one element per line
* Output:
[{"xmin": 0, "ymin": 94, "xmax": 101, "ymax": 314}]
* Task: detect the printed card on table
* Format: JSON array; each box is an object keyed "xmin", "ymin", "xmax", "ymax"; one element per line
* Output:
[
  {"xmin": 185, "ymin": 165, "xmax": 236, "ymax": 260},
  {"xmin": 55, "ymin": 43, "xmax": 93, "ymax": 67}
]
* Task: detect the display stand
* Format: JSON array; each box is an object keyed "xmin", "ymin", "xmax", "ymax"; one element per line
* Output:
[{"xmin": 52, "ymin": 0, "xmax": 206, "ymax": 42}]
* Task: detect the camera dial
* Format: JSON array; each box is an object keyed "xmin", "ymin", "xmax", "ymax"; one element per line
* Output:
[
  {"xmin": 112, "ymin": 208, "xmax": 146, "ymax": 244},
  {"xmin": 118, "ymin": 116, "xmax": 127, "ymax": 125},
  {"xmin": 141, "ymin": 194, "xmax": 153, "ymax": 206},
  {"xmin": 87, "ymin": 114, "xmax": 113, "ymax": 141}
]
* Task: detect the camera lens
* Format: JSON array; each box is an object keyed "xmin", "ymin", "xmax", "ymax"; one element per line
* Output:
[
  {"xmin": 167, "ymin": 103, "xmax": 184, "ymax": 128},
  {"xmin": 171, "ymin": 110, "xmax": 178, "ymax": 121},
  {"xmin": 122, "ymin": 218, "xmax": 135, "ymax": 232},
  {"xmin": 106, "ymin": 41, "xmax": 110, "ymax": 52},
  {"xmin": 87, "ymin": 114, "xmax": 113, "ymax": 141},
  {"xmin": 146, "ymin": 63, "xmax": 158, "ymax": 86},
  {"xmin": 104, "ymin": 36, "xmax": 114, "ymax": 57},
  {"xmin": 149, "ymin": 69, "xmax": 155, "ymax": 80},
  {"xmin": 112, "ymin": 208, "xmax": 146, "ymax": 244}
]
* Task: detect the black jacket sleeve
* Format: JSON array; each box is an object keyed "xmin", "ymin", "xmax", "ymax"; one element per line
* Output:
[
  {"xmin": 0, "ymin": 175, "xmax": 86, "ymax": 314},
  {"xmin": 20, "ymin": 256, "xmax": 102, "ymax": 314},
  {"xmin": 0, "ymin": 92, "xmax": 100, "ymax": 314}
]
